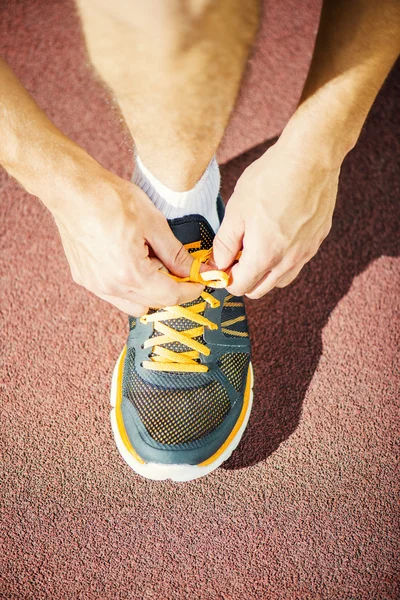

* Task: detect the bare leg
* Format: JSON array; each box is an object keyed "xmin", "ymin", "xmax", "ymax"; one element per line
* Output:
[{"xmin": 76, "ymin": 0, "xmax": 259, "ymax": 190}]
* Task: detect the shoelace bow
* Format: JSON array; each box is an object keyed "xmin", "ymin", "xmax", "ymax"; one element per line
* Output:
[{"xmin": 140, "ymin": 246, "xmax": 232, "ymax": 373}]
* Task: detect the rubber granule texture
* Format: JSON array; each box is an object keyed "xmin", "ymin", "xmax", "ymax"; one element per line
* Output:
[{"xmin": 0, "ymin": 1, "xmax": 399, "ymax": 599}]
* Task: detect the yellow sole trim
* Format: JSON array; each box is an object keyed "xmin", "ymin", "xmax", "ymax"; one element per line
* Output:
[{"xmin": 198, "ymin": 364, "xmax": 252, "ymax": 467}]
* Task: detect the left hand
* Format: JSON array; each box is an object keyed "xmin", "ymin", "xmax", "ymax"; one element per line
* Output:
[{"xmin": 212, "ymin": 138, "xmax": 340, "ymax": 298}]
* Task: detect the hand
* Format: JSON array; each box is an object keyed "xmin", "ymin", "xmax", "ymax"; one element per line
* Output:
[
  {"xmin": 51, "ymin": 165, "xmax": 204, "ymax": 316},
  {"xmin": 212, "ymin": 139, "xmax": 340, "ymax": 298}
]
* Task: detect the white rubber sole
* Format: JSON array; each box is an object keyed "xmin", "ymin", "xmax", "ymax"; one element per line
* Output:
[{"xmin": 109, "ymin": 349, "xmax": 253, "ymax": 482}]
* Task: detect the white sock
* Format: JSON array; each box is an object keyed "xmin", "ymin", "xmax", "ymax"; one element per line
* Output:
[{"xmin": 132, "ymin": 154, "xmax": 221, "ymax": 233}]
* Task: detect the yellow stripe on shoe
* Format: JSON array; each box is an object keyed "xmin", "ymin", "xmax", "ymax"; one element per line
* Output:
[{"xmin": 198, "ymin": 364, "xmax": 252, "ymax": 466}]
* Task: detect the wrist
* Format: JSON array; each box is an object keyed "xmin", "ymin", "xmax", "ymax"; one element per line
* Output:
[
  {"xmin": 4, "ymin": 128, "xmax": 106, "ymax": 213},
  {"xmin": 279, "ymin": 108, "xmax": 359, "ymax": 171},
  {"xmin": 40, "ymin": 142, "xmax": 106, "ymax": 216},
  {"xmin": 279, "ymin": 78, "xmax": 369, "ymax": 170}
]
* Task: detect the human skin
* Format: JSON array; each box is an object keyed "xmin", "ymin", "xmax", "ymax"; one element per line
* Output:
[
  {"xmin": 0, "ymin": 59, "xmax": 204, "ymax": 317},
  {"xmin": 212, "ymin": 0, "xmax": 400, "ymax": 297},
  {"xmin": 0, "ymin": 0, "xmax": 399, "ymax": 315},
  {"xmin": 0, "ymin": 0, "xmax": 259, "ymax": 316},
  {"xmin": 76, "ymin": 0, "xmax": 260, "ymax": 190}
]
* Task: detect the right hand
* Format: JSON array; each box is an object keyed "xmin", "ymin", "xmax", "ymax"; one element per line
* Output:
[{"xmin": 50, "ymin": 166, "xmax": 204, "ymax": 316}]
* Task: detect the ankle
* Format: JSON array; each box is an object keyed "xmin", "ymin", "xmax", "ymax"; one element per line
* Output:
[
  {"xmin": 133, "ymin": 154, "xmax": 221, "ymax": 232},
  {"xmin": 134, "ymin": 149, "xmax": 214, "ymax": 192}
]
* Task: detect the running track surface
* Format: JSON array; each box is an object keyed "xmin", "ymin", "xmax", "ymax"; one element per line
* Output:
[{"xmin": 1, "ymin": 1, "xmax": 399, "ymax": 598}]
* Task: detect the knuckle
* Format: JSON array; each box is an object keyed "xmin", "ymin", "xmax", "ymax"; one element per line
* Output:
[
  {"xmin": 266, "ymin": 246, "xmax": 285, "ymax": 267},
  {"xmin": 228, "ymin": 284, "xmax": 246, "ymax": 297},
  {"xmin": 307, "ymin": 246, "xmax": 319, "ymax": 261},
  {"xmin": 247, "ymin": 289, "xmax": 263, "ymax": 300},
  {"xmin": 118, "ymin": 263, "xmax": 147, "ymax": 291},
  {"xmin": 276, "ymin": 275, "xmax": 291, "ymax": 288},
  {"xmin": 324, "ymin": 219, "xmax": 333, "ymax": 236},
  {"xmin": 71, "ymin": 272, "xmax": 82, "ymax": 286},
  {"xmin": 170, "ymin": 292, "xmax": 181, "ymax": 306},
  {"xmin": 214, "ymin": 234, "xmax": 232, "ymax": 254},
  {"xmin": 286, "ymin": 254, "xmax": 300, "ymax": 270},
  {"xmin": 98, "ymin": 281, "xmax": 119, "ymax": 296},
  {"xmin": 251, "ymin": 255, "xmax": 268, "ymax": 274},
  {"xmin": 172, "ymin": 243, "xmax": 189, "ymax": 268},
  {"xmin": 319, "ymin": 223, "xmax": 332, "ymax": 243},
  {"xmin": 130, "ymin": 305, "xmax": 148, "ymax": 317},
  {"xmin": 163, "ymin": 290, "xmax": 180, "ymax": 306},
  {"xmin": 114, "ymin": 265, "xmax": 134, "ymax": 285}
]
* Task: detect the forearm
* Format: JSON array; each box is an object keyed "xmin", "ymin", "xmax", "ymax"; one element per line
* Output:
[
  {"xmin": 0, "ymin": 58, "xmax": 101, "ymax": 212},
  {"xmin": 280, "ymin": 0, "xmax": 400, "ymax": 165}
]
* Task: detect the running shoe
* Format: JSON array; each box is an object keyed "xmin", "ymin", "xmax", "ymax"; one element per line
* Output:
[{"xmin": 110, "ymin": 196, "xmax": 253, "ymax": 481}]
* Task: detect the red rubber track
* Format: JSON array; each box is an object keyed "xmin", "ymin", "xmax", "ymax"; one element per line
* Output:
[{"xmin": 1, "ymin": 1, "xmax": 399, "ymax": 598}]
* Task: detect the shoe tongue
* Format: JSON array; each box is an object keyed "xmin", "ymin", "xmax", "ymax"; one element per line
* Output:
[
  {"xmin": 148, "ymin": 214, "xmax": 215, "ymax": 357},
  {"xmin": 168, "ymin": 214, "xmax": 215, "ymax": 250}
]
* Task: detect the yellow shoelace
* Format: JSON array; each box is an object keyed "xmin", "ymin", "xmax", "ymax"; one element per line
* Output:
[{"xmin": 140, "ymin": 246, "xmax": 232, "ymax": 373}]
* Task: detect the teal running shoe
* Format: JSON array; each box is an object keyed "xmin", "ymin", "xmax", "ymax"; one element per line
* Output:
[{"xmin": 110, "ymin": 197, "xmax": 253, "ymax": 481}]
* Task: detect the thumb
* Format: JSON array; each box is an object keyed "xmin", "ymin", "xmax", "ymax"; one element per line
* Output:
[
  {"xmin": 211, "ymin": 211, "xmax": 243, "ymax": 270},
  {"xmin": 147, "ymin": 217, "xmax": 194, "ymax": 278}
]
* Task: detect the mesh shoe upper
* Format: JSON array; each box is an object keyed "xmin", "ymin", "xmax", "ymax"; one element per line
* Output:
[
  {"xmin": 123, "ymin": 347, "xmax": 231, "ymax": 445},
  {"xmin": 120, "ymin": 204, "xmax": 250, "ymax": 458}
]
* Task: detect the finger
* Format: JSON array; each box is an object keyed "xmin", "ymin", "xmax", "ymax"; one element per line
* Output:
[
  {"xmin": 111, "ymin": 257, "xmax": 204, "ymax": 309},
  {"xmin": 275, "ymin": 262, "xmax": 305, "ymax": 288},
  {"xmin": 271, "ymin": 233, "xmax": 324, "ymax": 292},
  {"xmin": 98, "ymin": 294, "xmax": 148, "ymax": 317},
  {"xmin": 274, "ymin": 241, "xmax": 321, "ymax": 290},
  {"xmin": 146, "ymin": 215, "xmax": 196, "ymax": 279},
  {"xmin": 243, "ymin": 248, "xmax": 299, "ymax": 299},
  {"xmin": 245, "ymin": 227, "xmax": 329, "ymax": 299},
  {"xmin": 227, "ymin": 238, "xmax": 282, "ymax": 297},
  {"xmin": 142, "ymin": 264, "xmax": 205, "ymax": 307},
  {"xmin": 245, "ymin": 259, "xmax": 305, "ymax": 299},
  {"xmin": 244, "ymin": 270, "xmax": 280, "ymax": 299},
  {"xmin": 211, "ymin": 207, "xmax": 244, "ymax": 270}
]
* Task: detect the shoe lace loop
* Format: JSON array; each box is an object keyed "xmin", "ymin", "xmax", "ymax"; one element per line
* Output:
[{"xmin": 140, "ymin": 247, "xmax": 229, "ymax": 373}]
